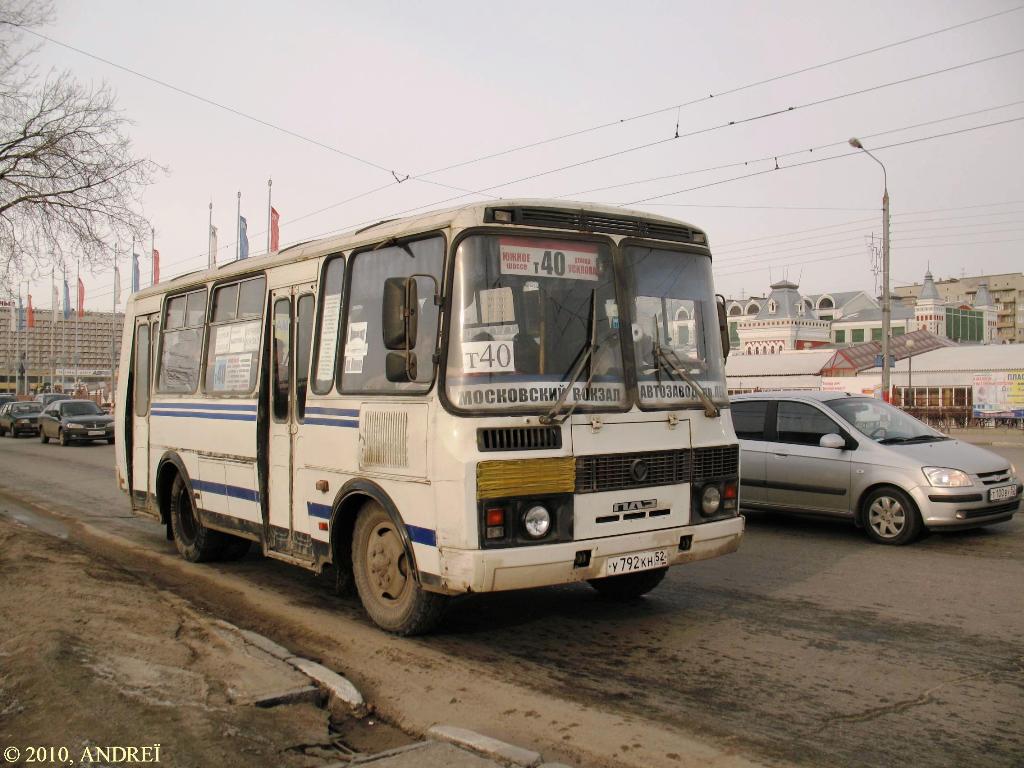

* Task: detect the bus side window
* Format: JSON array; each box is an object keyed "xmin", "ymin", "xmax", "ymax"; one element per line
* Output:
[
  {"xmin": 295, "ymin": 294, "xmax": 314, "ymax": 419},
  {"xmin": 312, "ymin": 256, "xmax": 344, "ymax": 395},
  {"xmin": 272, "ymin": 298, "xmax": 291, "ymax": 422},
  {"xmin": 158, "ymin": 288, "xmax": 207, "ymax": 393},
  {"xmin": 133, "ymin": 323, "xmax": 150, "ymax": 416},
  {"xmin": 205, "ymin": 275, "xmax": 266, "ymax": 395},
  {"xmin": 341, "ymin": 236, "xmax": 443, "ymax": 393}
]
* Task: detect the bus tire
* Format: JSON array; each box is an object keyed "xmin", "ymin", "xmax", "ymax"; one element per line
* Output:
[
  {"xmin": 588, "ymin": 567, "xmax": 668, "ymax": 600},
  {"xmin": 351, "ymin": 501, "xmax": 446, "ymax": 636},
  {"xmin": 169, "ymin": 473, "xmax": 223, "ymax": 562}
]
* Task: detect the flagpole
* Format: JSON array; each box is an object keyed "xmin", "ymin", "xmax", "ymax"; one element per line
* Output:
[
  {"xmin": 150, "ymin": 226, "xmax": 155, "ymax": 286},
  {"xmin": 75, "ymin": 259, "xmax": 80, "ymax": 393},
  {"xmin": 208, "ymin": 201, "xmax": 213, "ymax": 269},
  {"xmin": 236, "ymin": 191, "xmax": 241, "ymax": 261},
  {"xmin": 266, "ymin": 178, "xmax": 272, "ymax": 254},
  {"xmin": 50, "ymin": 269, "xmax": 55, "ymax": 390},
  {"xmin": 62, "ymin": 266, "xmax": 67, "ymax": 393}
]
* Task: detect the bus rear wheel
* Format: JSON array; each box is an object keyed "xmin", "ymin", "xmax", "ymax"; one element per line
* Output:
[
  {"xmin": 169, "ymin": 473, "xmax": 223, "ymax": 562},
  {"xmin": 351, "ymin": 501, "xmax": 446, "ymax": 636},
  {"xmin": 588, "ymin": 567, "xmax": 668, "ymax": 600}
]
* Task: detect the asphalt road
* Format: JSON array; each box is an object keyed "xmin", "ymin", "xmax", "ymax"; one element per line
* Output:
[{"xmin": 0, "ymin": 435, "xmax": 1021, "ymax": 768}]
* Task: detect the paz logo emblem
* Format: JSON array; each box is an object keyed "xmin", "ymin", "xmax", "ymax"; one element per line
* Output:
[{"xmin": 629, "ymin": 458, "xmax": 650, "ymax": 483}]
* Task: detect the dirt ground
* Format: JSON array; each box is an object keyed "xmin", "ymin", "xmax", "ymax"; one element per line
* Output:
[{"xmin": 0, "ymin": 516, "xmax": 405, "ymax": 767}]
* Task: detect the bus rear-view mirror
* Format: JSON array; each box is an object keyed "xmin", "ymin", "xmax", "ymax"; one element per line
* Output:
[
  {"xmin": 716, "ymin": 294, "xmax": 730, "ymax": 359},
  {"xmin": 385, "ymin": 351, "xmax": 418, "ymax": 383},
  {"xmin": 383, "ymin": 276, "xmax": 418, "ymax": 351}
]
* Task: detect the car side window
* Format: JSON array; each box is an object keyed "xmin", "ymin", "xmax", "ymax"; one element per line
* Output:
[
  {"xmin": 731, "ymin": 401, "xmax": 769, "ymax": 440},
  {"xmin": 776, "ymin": 402, "xmax": 841, "ymax": 446}
]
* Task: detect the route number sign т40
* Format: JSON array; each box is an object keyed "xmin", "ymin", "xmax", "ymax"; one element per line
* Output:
[{"xmin": 499, "ymin": 237, "xmax": 599, "ymax": 281}]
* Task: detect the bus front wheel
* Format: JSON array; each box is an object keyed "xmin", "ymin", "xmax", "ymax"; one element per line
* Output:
[
  {"xmin": 588, "ymin": 567, "xmax": 668, "ymax": 600},
  {"xmin": 351, "ymin": 501, "xmax": 446, "ymax": 636}
]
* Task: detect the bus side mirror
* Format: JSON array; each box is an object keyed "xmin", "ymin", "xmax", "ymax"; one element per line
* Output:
[
  {"xmin": 383, "ymin": 277, "xmax": 418, "ymax": 351},
  {"xmin": 385, "ymin": 351, "xmax": 418, "ymax": 383},
  {"xmin": 716, "ymin": 294, "xmax": 731, "ymax": 359}
]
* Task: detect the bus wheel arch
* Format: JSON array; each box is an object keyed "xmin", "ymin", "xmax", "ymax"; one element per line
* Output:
[{"xmin": 156, "ymin": 452, "xmax": 193, "ymax": 531}]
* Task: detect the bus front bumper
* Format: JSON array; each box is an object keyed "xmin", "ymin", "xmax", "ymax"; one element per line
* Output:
[{"xmin": 436, "ymin": 515, "xmax": 744, "ymax": 594}]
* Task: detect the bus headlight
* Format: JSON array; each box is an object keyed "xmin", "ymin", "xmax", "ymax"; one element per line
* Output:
[
  {"xmin": 701, "ymin": 485, "xmax": 722, "ymax": 516},
  {"xmin": 523, "ymin": 505, "xmax": 552, "ymax": 538}
]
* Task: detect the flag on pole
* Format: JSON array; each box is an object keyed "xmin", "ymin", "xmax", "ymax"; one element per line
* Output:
[
  {"xmin": 52, "ymin": 281, "xmax": 59, "ymax": 323},
  {"xmin": 238, "ymin": 216, "xmax": 249, "ymax": 260},
  {"xmin": 17, "ymin": 293, "xmax": 24, "ymax": 330},
  {"xmin": 152, "ymin": 249, "xmax": 160, "ymax": 284},
  {"xmin": 209, "ymin": 224, "xmax": 218, "ymax": 268},
  {"xmin": 270, "ymin": 207, "xmax": 280, "ymax": 252},
  {"xmin": 77, "ymin": 277, "xmax": 85, "ymax": 318},
  {"xmin": 62, "ymin": 277, "xmax": 71, "ymax": 320},
  {"xmin": 132, "ymin": 252, "xmax": 140, "ymax": 293},
  {"xmin": 26, "ymin": 293, "xmax": 34, "ymax": 328},
  {"xmin": 113, "ymin": 265, "xmax": 121, "ymax": 307}
]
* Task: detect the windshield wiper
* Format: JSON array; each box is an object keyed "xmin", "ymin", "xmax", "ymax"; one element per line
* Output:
[
  {"xmin": 878, "ymin": 434, "xmax": 949, "ymax": 445},
  {"xmin": 650, "ymin": 333, "xmax": 720, "ymax": 418},
  {"xmin": 540, "ymin": 290, "xmax": 602, "ymax": 425}
]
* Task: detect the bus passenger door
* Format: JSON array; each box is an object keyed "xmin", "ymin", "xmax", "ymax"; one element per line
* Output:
[
  {"xmin": 130, "ymin": 314, "xmax": 157, "ymax": 514},
  {"xmin": 266, "ymin": 286, "xmax": 316, "ymax": 557}
]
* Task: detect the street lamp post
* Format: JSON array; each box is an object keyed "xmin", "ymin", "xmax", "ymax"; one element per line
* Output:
[{"xmin": 850, "ymin": 137, "xmax": 891, "ymax": 401}]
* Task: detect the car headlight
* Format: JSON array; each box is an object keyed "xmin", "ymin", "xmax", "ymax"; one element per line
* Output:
[
  {"xmin": 1010, "ymin": 462, "xmax": 1018, "ymax": 480},
  {"xmin": 701, "ymin": 484, "xmax": 722, "ymax": 515},
  {"xmin": 523, "ymin": 505, "xmax": 551, "ymax": 538},
  {"xmin": 923, "ymin": 467, "xmax": 973, "ymax": 487}
]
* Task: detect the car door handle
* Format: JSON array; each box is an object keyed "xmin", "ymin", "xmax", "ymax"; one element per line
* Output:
[{"xmin": 773, "ymin": 453, "xmax": 788, "ymax": 457}]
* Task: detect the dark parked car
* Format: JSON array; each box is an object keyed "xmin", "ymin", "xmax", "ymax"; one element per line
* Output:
[
  {"xmin": 0, "ymin": 400, "xmax": 44, "ymax": 437},
  {"xmin": 0, "ymin": 395, "xmax": 15, "ymax": 409},
  {"xmin": 39, "ymin": 399, "xmax": 114, "ymax": 445}
]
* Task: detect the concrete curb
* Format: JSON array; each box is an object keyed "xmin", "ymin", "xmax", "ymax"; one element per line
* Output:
[
  {"xmin": 427, "ymin": 725, "xmax": 543, "ymax": 768},
  {"xmin": 288, "ymin": 656, "xmax": 366, "ymax": 716}
]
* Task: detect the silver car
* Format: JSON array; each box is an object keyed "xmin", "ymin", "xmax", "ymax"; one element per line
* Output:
[{"xmin": 731, "ymin": 391, "xmax": 1021, "ymax": 545}]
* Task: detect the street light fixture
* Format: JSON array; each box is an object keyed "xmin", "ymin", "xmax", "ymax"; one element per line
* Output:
[{"xmin": 849, "ymin": 137, "xmax": 891, "ymax": 400}]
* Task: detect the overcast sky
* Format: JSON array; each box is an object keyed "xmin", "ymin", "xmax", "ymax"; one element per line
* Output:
[{"xmin": 19, "ymin": 0, "xmax": 1024, "ymax": 310}]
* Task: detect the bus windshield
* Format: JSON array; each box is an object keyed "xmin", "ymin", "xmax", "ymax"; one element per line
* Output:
[
  {"xmin": 623, "ymin": 245, "xmax": 727, "ymax": 408},
  {"xmin": 446, "ymin": 235, "xmax": 627, "ymax": 412}
]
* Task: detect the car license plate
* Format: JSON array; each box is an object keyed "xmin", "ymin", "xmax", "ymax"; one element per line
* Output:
[
  {"xmin": 989, "ymin": 485, "xmax": 1016, "ymax": 502},
  {"xmin": 88, "ymin": 430, "xmax": 104, "ymax": 436},
  {"xmin": 602, "ymin": 548, "xmax": 669, "ymax": 577}
]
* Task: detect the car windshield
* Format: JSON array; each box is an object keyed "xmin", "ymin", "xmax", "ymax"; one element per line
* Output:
[
  {"xmin": 446, "ymin": 234, "xmax": 627, "ymax": 412},
  {"xmin": 61, "ymin": 402, "xmax": 102, "ymax": 417},
  {"xmin": 11, "ymin": 403, "xmax": 42, "ymax": 414},
  {"xmin": 622, "ymin": 245, "xmax": 728, "ymax": 408},
  {"xmin": 825, "ymin": 397, "xmax": 946, "ymax": 443}
]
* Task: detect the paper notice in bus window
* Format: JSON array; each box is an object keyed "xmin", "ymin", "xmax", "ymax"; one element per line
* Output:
[
  {"xmin": 462, "ymin": 340, "xmax": 515, "ymax": 373},
  {"xmin": 213, "ymin": 352, "xmax": 253, "ymax": 391},
  {"xmin": 229, "ymin": 324, "xmax": 247, "ymax": 353},
  {"xmin": 343, "ymin": 321, "xmax": 368, "ymax": 375},
  {"xmin": 214, "ymin": 326, "xmax": 231, "ymax": 355},
  {"xmin": 316, "ymin": 293, "xmax": 342, "ymax": 377},
  {"xmin": 479, "ymin": 287, "xmax": 515, "ymax": 323},
  {"xmin": 499, "ymin": 238, "xmax": 599, "ymax": 281},
  {"xmin": 242, "ymin": 321, "xmax": 260, "ymax": 351}
]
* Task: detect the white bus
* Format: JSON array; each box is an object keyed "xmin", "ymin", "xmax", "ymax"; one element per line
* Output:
[{"xmin": 115, "ymin": 200, "xmax": 743, "ymax": 634}]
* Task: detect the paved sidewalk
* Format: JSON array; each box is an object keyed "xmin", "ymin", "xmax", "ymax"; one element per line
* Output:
[{"xmin": 947, "ymin": 426, "xmax": 1024, "ymax": 446}]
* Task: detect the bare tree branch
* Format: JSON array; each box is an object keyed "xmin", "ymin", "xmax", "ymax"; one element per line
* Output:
[{"xmin": 0, "ymin": 0, "xmax": 161, "ymax": 284}]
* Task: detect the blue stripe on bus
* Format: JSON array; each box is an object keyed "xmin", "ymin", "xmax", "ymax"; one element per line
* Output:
[
  {"xmin": 152, "ymin": 410, "xmax": 257, "ymax": 422},
  {"xmin": 192, "ymin": 479, "xmax": 260, "ymax": 503},
  {"xmin": 304, "ymin": 417, "xmax": 359, "ymax": 428},
  {"xmin": 407, "ymin": 524, "xmax": 437, "ymax": 547},
  {"xmin": 305, "ymin": 406, "xmax": 360, "ymax": 417},
  {"xmin": 152, "ymin": 401, "xmax": 256, "ymax": 411},
  {"xmin": 307, "ymin": 502, "xmax": 332, "ymax": 519}
]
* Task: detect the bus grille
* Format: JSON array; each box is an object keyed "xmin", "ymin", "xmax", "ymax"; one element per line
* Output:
[
  {"xmin": 477, "ymin": 426, "xmax": 562, "ymax": 452},
  {"xmin": 485, "ymin": 206, "xmax": 702, "ymax": 245},
  {"xmin": 575, "ymin": 445, "xmax": 737, "ymax": 494}
]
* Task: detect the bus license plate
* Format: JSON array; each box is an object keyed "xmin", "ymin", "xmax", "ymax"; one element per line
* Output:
[
  {"xmin": 989, "ymin": 485, "xmax": 1016, "ymax": 502},
  {"xmin": 88, "ymin": 430, "xmax": 104, "ymax": 436},
  {"xmin": 603, "ymin": 548, "xmax": 668, "ymax": 577}
]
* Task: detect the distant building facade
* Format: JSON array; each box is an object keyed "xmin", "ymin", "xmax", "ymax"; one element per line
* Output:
[
  {"xmin": 0, "ymin": 303, "xmax": 124, "ymax": 395},
  {"xmin": 892, "ymin": 271, "xmax": 1022, "ymax": 343}
]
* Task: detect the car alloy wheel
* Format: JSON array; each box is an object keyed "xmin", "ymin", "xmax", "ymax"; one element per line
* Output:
[{"xmin": 868, "ymin": 495, "xmax": 906, "ymax": 539}]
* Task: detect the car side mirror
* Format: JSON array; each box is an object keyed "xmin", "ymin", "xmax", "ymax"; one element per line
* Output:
[{"xmin": 819, "ymin": 433, "xmax": 846, "ymax": 450}]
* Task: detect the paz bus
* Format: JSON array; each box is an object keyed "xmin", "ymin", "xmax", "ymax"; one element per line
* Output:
[{"xmin": 115, "ymin": 200, "xmax": 743, "ymax": 635}]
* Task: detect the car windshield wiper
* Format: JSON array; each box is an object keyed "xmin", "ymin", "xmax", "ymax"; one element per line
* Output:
[
  {"xmin": 878, "ymin": 434, "xmax": 948, "ymax": 444},
  {"xmin": 650, "ymin": 332, "xmax": 720, "ymax": 418},
  {"xmin": 540, "ymin": 289, "xmax": 604, "ymax": 426}
]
